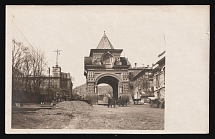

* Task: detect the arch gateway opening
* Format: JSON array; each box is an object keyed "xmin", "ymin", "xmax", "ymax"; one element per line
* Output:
[
  {"xmin": 84, "ymin": 32, "xmax": 132, "ymax": 104},
  {"xmin": 96, "ymin": 75, "xmax": 119, "ymax": 101}
]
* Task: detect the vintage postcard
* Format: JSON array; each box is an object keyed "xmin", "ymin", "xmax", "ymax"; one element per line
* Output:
[{"xmin": 5, "ymin": 5, "xmax": 209, "ymax": 134}]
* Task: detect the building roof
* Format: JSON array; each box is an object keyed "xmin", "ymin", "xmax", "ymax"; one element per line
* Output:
[
  {"xmin": 131, "ymin": 68, "xmax": 152, "ymax": 81},
  {"xmin": 156, "ymin": 56, "xmax": 165, "ymax": 65},
  {"xmin": 152, "ymin": 57, "xmax": 165, "ymax": 72},
  {"xmin": 96, "ymin": 31, "xmax": 114, "ymax": 49},
  {"xmin": 129, "ymin": 67, "xmax": 145, "ymax": 70},
  {"xmin": 158, "ymin": 51, "xmax": 166, "ymax": 58},
  {"xmin": 89, "ymin": 49, "xmax": 123, "ymax": 57}
]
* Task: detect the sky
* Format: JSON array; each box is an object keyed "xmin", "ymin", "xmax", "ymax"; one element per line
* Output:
[{"xmin": 6, "ymin": 5, "xmax": 208, "ymax": 88}]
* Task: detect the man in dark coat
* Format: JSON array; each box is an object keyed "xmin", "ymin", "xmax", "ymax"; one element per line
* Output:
[{"xmin": 40, "ymin": 92, "xmax": 44, "ymax": 104}]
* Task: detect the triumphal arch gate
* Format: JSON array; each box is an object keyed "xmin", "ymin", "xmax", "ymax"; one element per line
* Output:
[{"xmin": 84, "ymin": 32, "xmax": 132, "ymax": 104}]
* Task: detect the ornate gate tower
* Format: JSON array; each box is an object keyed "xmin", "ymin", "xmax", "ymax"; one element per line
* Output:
[{"xmin": 84, "ymin": 32, "xmax": 132, "ymax": 104}]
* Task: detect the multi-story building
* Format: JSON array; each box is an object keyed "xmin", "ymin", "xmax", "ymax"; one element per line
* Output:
[
  {"xmin": 152, "ymin": 51, "xmax": 165, "ymax": 102},
  {"xmin": 129, "ymin": 64, "xmax": 154, "ymax": 104},
  {"xmin": 50, "ymin": 65, "xmax": 72, "ymax": 97},
  {"xmin": 128, "ymin": 63, "xmax": 144, "ymax": 80},
  {"xmin": 12, "ymin": 65, "xmax": 73, "ymax": 103}
]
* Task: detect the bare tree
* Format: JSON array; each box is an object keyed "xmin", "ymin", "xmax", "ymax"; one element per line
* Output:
[
  {"xmin": 12, "ymin": 39, "xmax": 26, "ymax": 90},
  {"xmin": 12, "ymin": 38, "xmax": 48, "ymax": 103}
]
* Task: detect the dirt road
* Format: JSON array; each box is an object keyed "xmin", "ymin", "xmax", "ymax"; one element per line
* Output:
[{"xmin": 12, "ymin": 101, "xmax": 164, "ymax": 130}]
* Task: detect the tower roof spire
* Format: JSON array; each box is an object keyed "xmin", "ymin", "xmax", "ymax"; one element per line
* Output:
[{"xmin": 96, "ymin": 31, "xmax": 114, "ymax": 49}]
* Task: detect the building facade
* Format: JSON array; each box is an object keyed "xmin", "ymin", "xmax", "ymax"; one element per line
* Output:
[
  {"xmin": 152, "ymin": 51, "xmax": 165, "ymax": 101},
  {"xmin": 12, "ymin": 65, "xmax": 73, "ymax": 103},
  {"xmin": 83, "ymin": 32, "xmax": 166, "ymax": 105},
  {"xmin": 84, "ymin": 32, "xmax": 132, "ymax": 104},
  {"xmin": 129, "ymin": 65, "xmax": 154, "ymax": 104}
]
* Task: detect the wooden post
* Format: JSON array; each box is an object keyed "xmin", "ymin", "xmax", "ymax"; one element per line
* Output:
[{"xmin": 48, "ymin": 67, "xmax": 50, "ymax": 101}]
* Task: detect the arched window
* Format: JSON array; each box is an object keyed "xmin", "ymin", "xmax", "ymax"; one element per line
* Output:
[
  {"xmin": 101, "ymin": 52, "xmax": 115, "ymax": 68},
  {"xmin": 104, "ymin": 55, "xmax": 111, "ymax": 63}
]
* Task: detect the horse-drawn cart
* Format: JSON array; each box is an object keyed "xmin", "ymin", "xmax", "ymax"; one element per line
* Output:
[
  {"xmin": 148, "ymin": 97, "xmax": 165, "ymax": 108},
  {"xmin": 107, "ymin": 96, "xmax": 129, "ymax": 108}
]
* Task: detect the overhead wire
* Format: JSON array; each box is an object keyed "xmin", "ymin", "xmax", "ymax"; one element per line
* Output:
[
  {"xmin": 12, "ymin": 16, "xmax": 36, "ymax": 53},
  {"xmin": 12, "ymin": 15, "xmax": 46, "ymax": 60},
  {"xmin": 11, "ymin": 15, "xmax": 48, "ymax": 75},
  {"xmin": 12, "ymin": 15, "xmax": 46, "ymax": 58}
]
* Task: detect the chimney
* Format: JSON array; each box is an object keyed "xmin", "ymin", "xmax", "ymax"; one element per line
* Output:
[
  {"xmin": 147, "ymin": 65, "xmax": 149, "ymax": 68},
  {"xmin": 135, "ymin": 63, "xmax": 137, "ymax": 68}
]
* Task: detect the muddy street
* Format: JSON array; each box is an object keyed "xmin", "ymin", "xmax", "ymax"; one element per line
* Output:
[{"xmin": 12, "ymin": 101, "xmax": 164, "ymax": 130}]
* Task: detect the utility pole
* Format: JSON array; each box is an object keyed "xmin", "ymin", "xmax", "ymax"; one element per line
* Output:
[
  {"xmin": 48, "ymin": 67, "xmax": 50, "ymax": 100},
  {"xmin": 70, "ymin": 82, "xmax": 73, "ymax": 98},
  {"xmin": 23, "ymin": 50, "xmax": 29, "ymax": 92},
  {"xmin": 53, "ymin": 49, "xmax": 62, "ymax": 66}
]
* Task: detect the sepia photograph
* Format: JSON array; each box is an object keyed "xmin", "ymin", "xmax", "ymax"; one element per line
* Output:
[{"xmin": 5, "ymin": 5, "xmax": 209, "ymax": 134}]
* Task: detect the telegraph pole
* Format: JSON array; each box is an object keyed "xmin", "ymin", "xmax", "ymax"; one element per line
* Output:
[
  {"xmin": 48, "ymin": 67, "xmax": 50, "ymax": 97},
  {"xmin": 70, "ymin": 82, "xmax": 73, "ymax": 98},
  {"xmin": 53, "ymin": 49, "xmax": 62, "ymax": 66}
]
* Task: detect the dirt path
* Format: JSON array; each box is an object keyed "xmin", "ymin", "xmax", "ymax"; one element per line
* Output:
[
  {"xmin": 12, "ymin": 102, "xmax": 164, "ymax": 130},
  {"xmin": 67, "ymin": 104, "xmax": 164, "ymax": 130}
]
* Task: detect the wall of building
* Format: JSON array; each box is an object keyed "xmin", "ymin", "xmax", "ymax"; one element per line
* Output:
[
  {"xmin": 13, "ymin": 65, "xmax": 72, "ymax": 103},
  {"xmin": 152, "ymin": 57, "xmax": 165, "ymax": 100}
]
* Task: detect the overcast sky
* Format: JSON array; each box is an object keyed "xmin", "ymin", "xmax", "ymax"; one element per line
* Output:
[{"xmin": 6, "ymin": 5, "xmax": 208, "ymax": 87}]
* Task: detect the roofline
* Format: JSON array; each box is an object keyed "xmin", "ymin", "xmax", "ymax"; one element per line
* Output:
[
  {"xmin": 85, "ymin": 65, "xmax": 105, "ymax": 68},
  {"xmin": 85, "ymin": 65, "xmax": 130, "ymax": 69},
  {"xmin": 128, "ymin": 67, "xmax": 145, "ymax": 70},
  {"xmin": 158, "ymin": 51, "xmax": 166, "ymax": 57},
  {"xmin": 89, "ymin": 49, "xmax": 123, "ymax": 57},
  {"xmin": 96, "ymin": 31, "xmax": 114, "ymax": 49},
  {"xmin": 156, "ymin": 56, "xmax": 165, "ymax": 65},
  {"xmin": 15, "ymin": 76, "xmax": 71, "ymax": 80},
  {"xmin": 131, "ymin": 68, "xmax": 152, "ymax": 80}
]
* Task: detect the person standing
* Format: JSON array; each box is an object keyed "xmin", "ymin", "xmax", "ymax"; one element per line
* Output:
[{"xmin": 40, "ymin": 92, "xmax": 44, "ymax": 104}]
